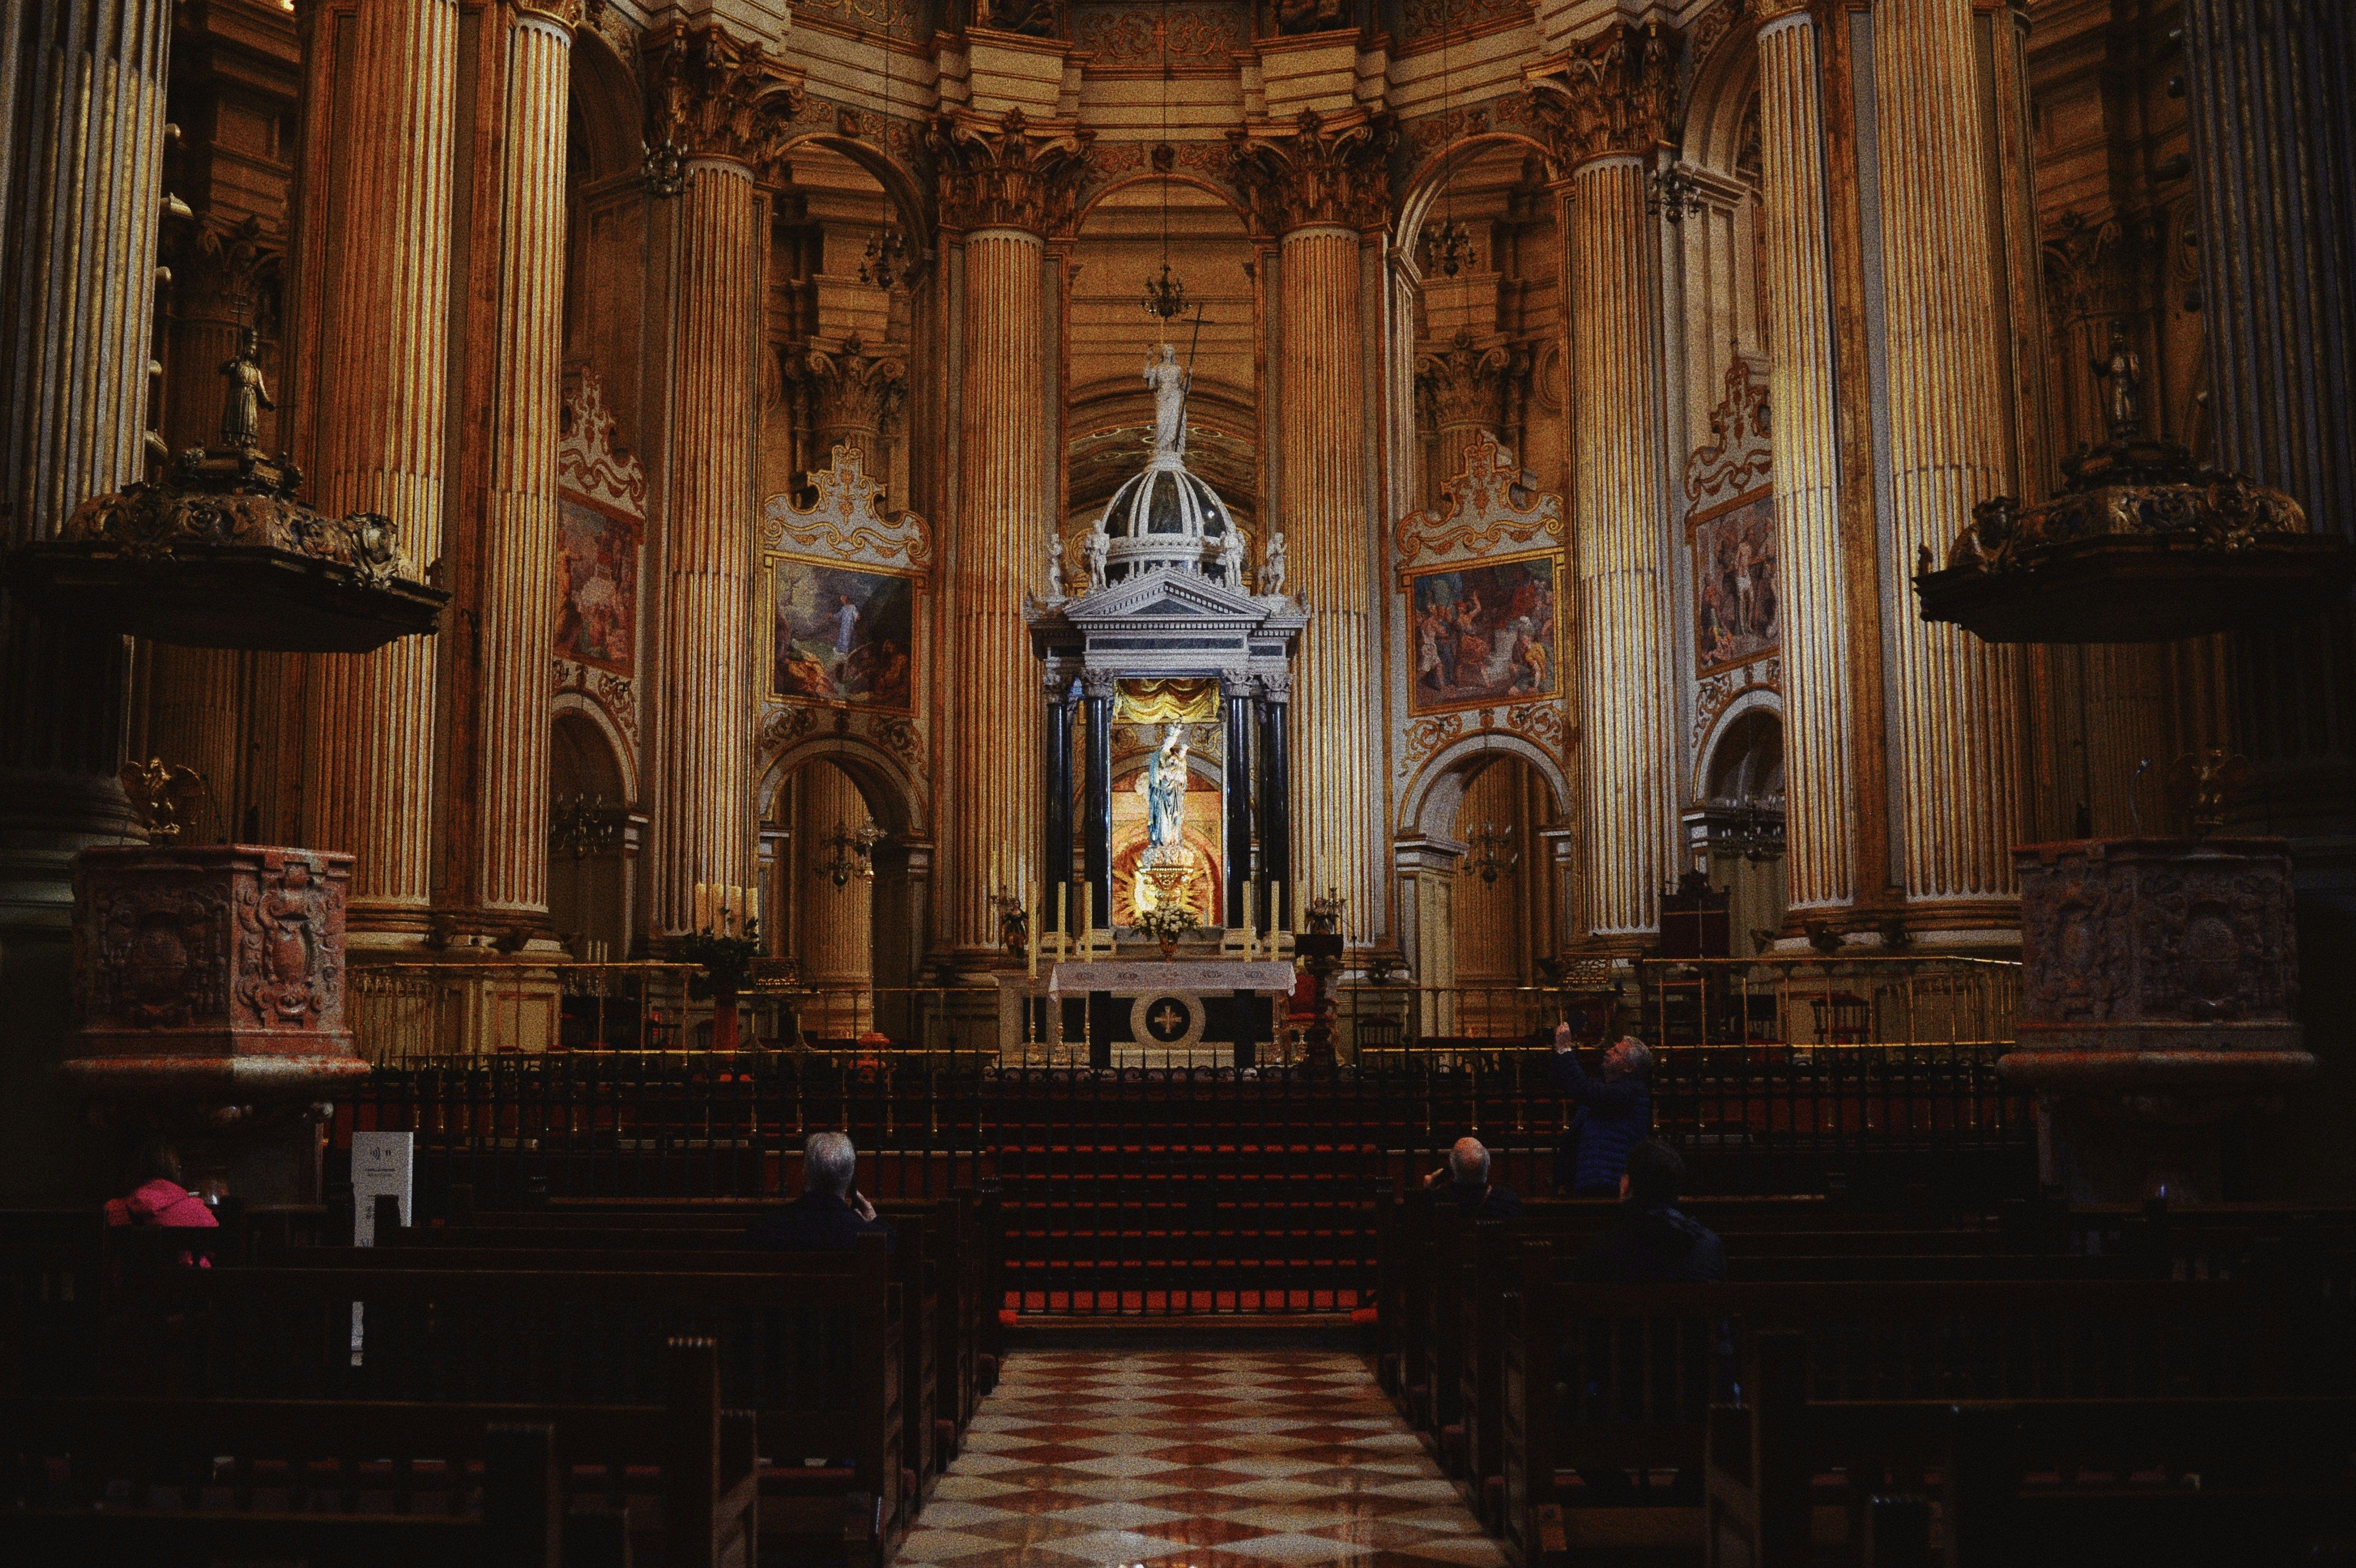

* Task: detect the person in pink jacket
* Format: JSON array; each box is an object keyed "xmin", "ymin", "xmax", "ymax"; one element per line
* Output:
[{"xmin": 103, "ymin": 1143, "xmax": 218, "ymax": 1230}]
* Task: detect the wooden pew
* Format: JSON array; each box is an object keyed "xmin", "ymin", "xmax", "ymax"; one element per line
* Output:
[
  {"xmin": 3, "ymin": 1336, "xmax": 752, "ymax": 1568},
  {"xmin": 1705, "ymin": 1331, "xmax": 2356, "ymax": 1568},
  {"xmin": 112, "ymin": 1246, "xmax": 903, "ymax": 1567},
  {"xmin": 1497, "ymin": 1273, "xmax": 2297, "ymax": 1568}
]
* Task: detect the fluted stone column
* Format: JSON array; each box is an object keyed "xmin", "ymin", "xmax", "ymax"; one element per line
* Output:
[
  {"xmin": 0, "ymin": 0, "xmax": 172, "ymax": 919},
  {"xmin": 1231, "ymin": 109, "xmax": 1392, "ymax": 942},
  {"xmin": 297, "ymin": 0, "xmax": 457, "ymax": 938},
  {"xmin": 794, "ymin": 761, "xmax": 874, "ymax": 1034},
  {"xmin": 1867, "ymin": 0, "xmax": 2023, "ymax": 915},
  {"xmin": 466, "ymin": 4, "xmax": 573, "ymax": 922},
  {"xmin": 2182, "ymin": 0, "xmax": 2356, "ymax": 851},
  {"xmin": 644, "ymin": 27, "xmax": 800, "ymax": 938},
  {"xmin": 1754, "ymin": 6, "xmax": 1856, "ymax": 914},
  {"xmin": 1529, "ymin": 25, "xmax": 1681, "ymax": 943},
  {"xmin": 933, "ymin": 111, "xmax": 1087, "ymax": 959}
]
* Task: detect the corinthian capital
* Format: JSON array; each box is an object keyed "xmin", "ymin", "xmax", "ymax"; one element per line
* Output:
[
  {"xmin": 1523, "ymin": 20, "xmax": 1682, "ymax": 169},
  {"xmin": 799, "ymin": 333, "xmax": 908, "ymax": 438},
  {"xmin": 1227, "ymin": 107, "xmax": 1396, "ymax": 235},
  {"xmin": 644, "ymin": 23, "xmax": 807, "ymax": 182},
  {"xmin": 169, "ymin": 213, "xmax": 283, "ymax": 324},
  {"xmin": 1415, "ymin": 330, "xmax": 1514, "ymax": 433},
  {"xmin": 929, "ymin": 109, "xmax": 1094, "ymax": 237}
]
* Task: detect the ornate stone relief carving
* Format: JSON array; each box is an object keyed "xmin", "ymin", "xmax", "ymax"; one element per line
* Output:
[
  {"xmin": 1691, "ymin": 656, "xmax": 1779, "ymax": 761},
  {"xmin": 1523, "ymin": 20, "xmax": 1682, "ymax": 168},
  {"xmin": 1227, "ymin": 107, "xmax": 1397, "ymax": 234},
  {"xmin": 1415, "ymin": 330, "xmax": 1514, "ymax": 436},
  {"xmin": 1684, "ymin": 354, "xmax": 1772, "ymax": 508},
  {"xmin": 2042, "ymin": 207, "xmax": 2153, "ymax": 324},
  {"xmin": 558, "ymin": 372, "xmax": 647, "ymax": 519},
  {"xmin": 796, "ymin": 334, "xmax": 908, "ymax": 442},
  {"xmin": 643, "ymin": 23, "xmax": 807, "ymax": 184},
  {"xmin": 1393, "ymin": 430, "xmax": 1564, "ymax": 575},
  {"xmin": 930, "ymin": 108, "xmax": 1094, "ymax": 235},
  {"xmin": 1074, "ymin": 4, "xmax": 1251, "ymax": 63},
  {"xmin": 760, "ymin": 442, "xmax": 933, "ymax": 572},
  {"xmin": 170, "ymin": 212, "xmax": 282, "ymax": 323}
]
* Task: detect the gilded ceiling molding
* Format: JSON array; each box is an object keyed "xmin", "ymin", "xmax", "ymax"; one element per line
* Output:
[
  {"xmin": 1522, "ymin": 19, "xmax": 1682, "ymax": 170},
  {"xmin": 928, "ymin": 108, "xmax": 1094, "ymax": 236},
  {"xmin": 642, "ymin": 22, "xmax": 807, "ymax": 188},
  {"xmin": 1415, "ymin": 329, "xmax": 1514, "ymax": 434},
  {"xmin": 1226, "ymin": 107, "xmax": 1398, "ymax": 234},
  {"xmin": 798, "ymin": 333, "xmax": 909, "ymax": 439}
]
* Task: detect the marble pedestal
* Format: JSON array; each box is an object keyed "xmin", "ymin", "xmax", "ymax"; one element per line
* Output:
[
  {"xmin": 59, "ymin": 844, "xmax": 370, "ymax": 1203},
  {"xmin": 2000, "ymin": 837, "xmax": 2314, "ymax": 1202}
]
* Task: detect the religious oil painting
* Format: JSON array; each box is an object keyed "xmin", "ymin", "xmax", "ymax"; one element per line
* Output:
[
  {"xmin": 1408, "ymin": 552, "xmax": 1561, "ymax": 715},
  {"xmin": 555, "ymin": 497, "xmax": 638, "ymax": 674},
  {"xmin": 769, "ymin": 558, "xmax": 917, "ymax": 711},
  {"xmin": 1690, "ymin": 489, "xmax": 1780, "ymax": 674}
]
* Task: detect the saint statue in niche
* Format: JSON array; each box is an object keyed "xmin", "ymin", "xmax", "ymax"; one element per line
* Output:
[
  {"xmin": 1137, "ymin": 723, "xmax": 1190, "ymax": 864},
  {"xmin": 1144, "ymin": 343, "xmax": 1189, "ymax": 460}
]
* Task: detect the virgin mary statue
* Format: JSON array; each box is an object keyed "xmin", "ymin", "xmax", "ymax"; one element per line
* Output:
[{"xmin": 1137, "ymin": 724, "xmax": 1189, "ymax": 862}]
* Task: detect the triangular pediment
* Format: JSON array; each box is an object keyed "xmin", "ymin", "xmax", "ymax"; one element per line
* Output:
[{"xmin": 1066, "ymin": 567, "xmax": 1267, "ymax": 625}]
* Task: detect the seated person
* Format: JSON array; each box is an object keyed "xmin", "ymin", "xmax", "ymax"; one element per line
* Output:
[
  {"xmin": 1550, "ymin": 1023, "xmax": 1654, "ymax": 1197},
  {"xmin": 748, "ymin": 1131, "xmax": 895, "ymax": 1252},
  {"xmin": 1568, "ymin": 1139, "xmax": 1725, "ymax": 1283},
  {"xmin": 1420, "ymin": 1136, "xmax": 1523, "ymax": 1218},
  {"xmin": 103, "ymin": 1142, "xmax": 218, "ymax": 1230}
]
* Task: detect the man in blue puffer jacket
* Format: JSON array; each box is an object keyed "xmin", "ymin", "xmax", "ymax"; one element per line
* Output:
[{"xmin": 1549, "ymin": 1022, "xmax": 1654, "ymax": 1197}]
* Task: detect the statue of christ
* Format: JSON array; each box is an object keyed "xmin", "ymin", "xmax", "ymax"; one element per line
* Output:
[{"xmin": 1144, "ymin": 343, "xmax": 1189, "ymax": 459}]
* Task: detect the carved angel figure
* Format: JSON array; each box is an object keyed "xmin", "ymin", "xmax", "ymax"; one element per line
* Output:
[{"xmin": 1260, "ymin": 530, "xmax": 1287, "ymax": 596}]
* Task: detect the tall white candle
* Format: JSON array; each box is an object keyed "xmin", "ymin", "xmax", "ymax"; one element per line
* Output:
[
  {"xmin": 1027, "ymin": 883, "xmax": 1039, "ymax": 978},
  {"xmin": 694, "ymin": 881, "xmax": 709, "ymax": 932},
  {"xmin": 1243, "ymin": 883, "xmax": 1255, "ymax": 958}
]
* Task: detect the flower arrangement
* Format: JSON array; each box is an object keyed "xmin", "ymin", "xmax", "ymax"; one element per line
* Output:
[{"xmin": 1133, "ymin": 901, "xmax": 1201, "ymax": 953}]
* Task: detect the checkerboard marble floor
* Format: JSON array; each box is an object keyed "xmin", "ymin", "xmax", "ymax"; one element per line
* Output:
[{"xmin": 896, "ymin": 1349, "xmax": 1504, "ymax": 1568}]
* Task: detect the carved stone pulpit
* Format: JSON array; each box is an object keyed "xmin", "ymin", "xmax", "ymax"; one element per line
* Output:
[{"xmin": 60, "ymin": 844, "xmax": 369, "ymax": 1202}]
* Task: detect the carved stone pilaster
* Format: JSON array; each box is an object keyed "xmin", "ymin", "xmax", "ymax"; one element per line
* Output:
[
  {"xmin": 930, "ymin": 108, "xmax": 1093, "ymax": 236},
  {"xmin": 1523, "ymin": 20, "xmax": 1682, "ymax": 169},
  {"xmin": 643, "ymin": 23, "xmax": 806, "ymax": 184},
  {"xmin": 797, "ymin": 333, "xmax": 907, "ymax": 448},
  {"xmin": 1227, "ymin": 107, "xmax": 1396, "ymax": 235},
  {"xmin": 1415, "ymin": 329, "xmax": 1513, "ymax": 435}
]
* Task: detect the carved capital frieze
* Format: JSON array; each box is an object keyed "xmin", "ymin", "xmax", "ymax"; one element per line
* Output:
[
  {"xmin": 168, "ymin": 213, "xmax": 283, "ymax": 325},
  {"xmin": 644, "ymin": 23, "xmax": 807, "ymax": 185},
  {"xmin": 1524, "ymin": 20, "xmax": 1682, "ymax": 170},
  {"xmin": 930, "ymin": 108, "xmax": 1093, "ymax": 236},
  {"xmin": 1415, "ymin": 329, "xmax": 1514, "ymax": 434},
  {"xmin": 1227, "ymin": 107, "xmax": 1396, "ymax": 234},
  {"xmin": 2042, "ymin": 207, "xmax": 2155, "ymax": 324},
  {"xmin": 797, "ymin": 333, "xmax": 908, "ymax": 440}
]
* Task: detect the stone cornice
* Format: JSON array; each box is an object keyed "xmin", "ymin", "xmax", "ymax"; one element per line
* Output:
[
  {"xmin": 928, "ymin": 107, "xmax": 1094, "ymax": 236},
  {"xmin": 1226, "ymin": 106, "xmax": 1397, "ymax": 235},
  {"xmin": 643, "ymin": 22, "xmax": 808, "ymax": 184},
  {"xmin": 1522, "ymin": 19, "xmax": 1681, "ymax": 169}
]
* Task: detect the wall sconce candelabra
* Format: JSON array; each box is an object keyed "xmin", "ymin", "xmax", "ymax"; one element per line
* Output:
[
  {"xmin": 1646, "ymin": 164, "xmax": 1706, "ymax": 223},
  {"xmin": 1467, "ymin": 822, "xmax": 1518, "ymax": 884},
  {"xmin": 1140, "ymin": 260, "xmax": 1188, "ymax": 320},
  {"xmin": 550, "ymin": 791, "xmax": 624, "ymax": 861},
  {"xmin": 1716, "ymin": 798, "xmax": 1785, "ymax": 862},
  {"xmin": 1423, "ymin": 217, "xmax": 1472, "ymax": 278},
  {"xmin": 823, "ymin": 818, "xmax": 884, "ymax": 887},
  {"xmin": 860, "ymin": 226, "xmax": 907, "ymax": 290}
]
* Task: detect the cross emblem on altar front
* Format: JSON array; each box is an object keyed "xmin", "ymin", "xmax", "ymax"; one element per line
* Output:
[{"xmin": 1151, "ymin": 1002, "xmax": 1186, "ymax": 1035}]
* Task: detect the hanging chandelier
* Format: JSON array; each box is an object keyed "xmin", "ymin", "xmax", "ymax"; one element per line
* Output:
[
  {"xmin": 862, "ymin": 43, "xmax": 904, "ymax": 289},
  {"xmin": 823, "ymin": 819, "xmax": 884, "ymax": 887},
  {"xmin": 1422, "ymin": 0, "xmax": 1473, "ymax": 281},
  {"xmin": 1138, "ymin": 1, "xmax": 1190, "ymax": 320},
  {"xmin": 1468, "ymin": 822, "xmax": 1519, "ymax": 884}
]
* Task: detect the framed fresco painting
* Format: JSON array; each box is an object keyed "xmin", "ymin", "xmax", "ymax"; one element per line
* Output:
[
  {"xmin": 1406, "ymin": 550, "xmax": 1562, "ymax": 716},
  {"xmin": 555, "ymin": 495, "xmax": 639, "ymax": 675},
  {"xmin": 1688, "ymin": 487, "xmax": 1779, "ymax": 675},
  {"xmin": 767, "ymin": 555, "xmax": 919, "ymax": 712}
]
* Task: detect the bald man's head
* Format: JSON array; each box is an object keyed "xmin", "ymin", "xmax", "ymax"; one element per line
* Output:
[{"xmin": 1448, "ymin": 1137, "xmax": 1491, "ymax": 1185}]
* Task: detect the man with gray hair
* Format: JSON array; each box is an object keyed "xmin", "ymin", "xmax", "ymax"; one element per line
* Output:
[
  {"xmin": 1420, "ymin": 1135, "xmax": 1523, "ymax": 1218},
  {"xmin": 1550, "ymin": 1023, "xmax": 1656, "ymax": 1198},
  {"xmin": 748, "ymin": 1131, "xmax": 895, "ymax": 1252}
]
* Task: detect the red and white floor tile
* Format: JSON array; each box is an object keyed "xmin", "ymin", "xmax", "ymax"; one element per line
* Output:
[{"xmin": 898, "ymin": 1350, "xmax": 1504, "ymax": 1568}]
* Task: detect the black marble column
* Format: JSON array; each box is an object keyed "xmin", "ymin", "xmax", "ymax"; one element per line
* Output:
[
  {"xmin": 1082, "ymin": 672, "xmax": 1114, "ymax": 932},
  {"xmin": 1043, "ymin": 671, "xmax": 1075, "ymax": 934},
  {"xmin": 1223, "ymin": 674, "xmax": 1255, "ymax": 927},
  {"xmin": 1256, "ymin": 673, "xmax": 1292, "ymax": 930}
]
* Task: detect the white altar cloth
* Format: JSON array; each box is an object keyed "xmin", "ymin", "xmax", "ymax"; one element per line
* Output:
[{"xmin": 1047, "ymin": 960, "xmax": 1297, "ymax": 995}]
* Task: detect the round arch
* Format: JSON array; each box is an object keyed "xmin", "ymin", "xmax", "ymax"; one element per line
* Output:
[
  {"xmin": 758, "ymin": 733, "xmax": 928, "ymax": 841},
  {"xmin": 1677, "ymin": 8, "xmax": 1762, "ymax": 174},
  {"xmin": 1072, "ymin": 171, "xmax": 1254, "ymax": 236},
  {"xmin": 1399, "ymin": 731, "xmax": 1571, "ymax": 843},
  {"xmin": 774, "ymin": 131, "xmax": 933, "ymax": 246},
  {"xmin": 1692, "ymin": 686, "xmax": 1782, "ymax": 802},
  {"xmin": 1393, "ymin": 132, "xmax": 1561, "ymax": 259},
  {"xmin": 569, "ymin": 29, "xmax": 643, "ymax": 183},
  {"xmin": 552, "ymin": 692, "xmax": 638, "ymax": 804}
]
